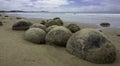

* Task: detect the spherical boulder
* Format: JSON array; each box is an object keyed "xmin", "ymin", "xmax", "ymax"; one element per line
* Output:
[
  {"xmin": 12, "ymin": 21, "xmax": 32, "ymax": 30},
  {"xmin": 30, "ymin": 23, "xmax": 46, "ymax": 31},
  {"xmin": 46, "ymin": 26, "xmax": 72, "ymax": 46},
  {"xmin": 24, "ymin": 28, "xmax": 46, "ymax": 44},
  {"xmin": 46, "ymin": 25, "xmax": 59, "ymax": 33},
  {"xmin": 66, "ymin": 28, "xmax": 116, "ymax": 64},
  {"xmin": 66, "ymin": 23, "xmax": 80, "ymax": 33},
  {"xmin": 45, "ymin": 18, "xmax": 63, "ymax": 27}
]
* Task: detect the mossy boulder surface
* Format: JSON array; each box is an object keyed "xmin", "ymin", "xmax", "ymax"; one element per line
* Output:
[
  {"xmin": 46, "ymin": 26, "xmax": 72, "ymax": 46},
  {"xmin": 66, "ymin": 23, "xmax": 80, "ymax": 33},
  {"xmin": 30, "ymin": 23, "xmax": 46, "ymax": 31},
  {"xmin": 24, "ymin": 28, "xmax": 46, "ymax": 44},
  {"xmin": 12, "ymin": 21, "xmax": 32, "ymax": 30},
  {"xmin": 66, "ymin": 28, "xmax": 116, "ymax": 64},
  {"xmin": 45, "ymin": 17, "xmax": 63, "ymax": 27}
]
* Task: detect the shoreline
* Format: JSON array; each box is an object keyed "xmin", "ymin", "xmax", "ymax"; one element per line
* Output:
[
  {"xmin": 5, "ymin": 12, "xmax": 120, "ymax": 29},
  {"xmin": 0, "ymin": 13, "xmax": 120, "ymax": 66}
]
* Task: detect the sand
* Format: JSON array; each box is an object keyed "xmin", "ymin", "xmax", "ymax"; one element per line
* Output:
[{"xmin": 0, "ymin": 13, "xmax": 120, "ymax": 66}]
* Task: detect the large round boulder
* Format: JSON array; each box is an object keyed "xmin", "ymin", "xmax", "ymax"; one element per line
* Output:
[
  {"xmin": 66, "ymin": 28, "xmax": 116, "ymax": 64},
  {"xmin": 45, "ymin": 18, "xmax": 63, "ymax": 27},
  {"xmin": 46, "ymin": 26, "xmax": 72, "ymax": 46},
  {"xmin": 12, "ymin": 21, "xmax": 32, "ymax": 30},
  {"xmin": 66, "ymin": 23, "xmax": 80, "ymax": 33},
  {"xmin": 30, "ymin": 23, "xmax": 46, "ymax": 31},
  {"xmin": 24, "ymin": 28, "xmax": 46, "ymax": 44}
]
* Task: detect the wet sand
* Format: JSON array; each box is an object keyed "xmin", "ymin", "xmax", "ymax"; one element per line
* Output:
[{"xmin": 0, "ymin": 13, "xmax": 120, "ymax": 66}]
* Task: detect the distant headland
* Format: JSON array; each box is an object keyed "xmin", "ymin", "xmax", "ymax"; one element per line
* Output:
[{"xmin": 0, "ymin": 10, "xmax": 49, "ymax": 13}]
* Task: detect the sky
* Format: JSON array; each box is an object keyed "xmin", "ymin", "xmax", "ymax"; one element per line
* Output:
[{"xmin": 0, "ymin": 0, "xmax": 120, "ymax": 12}]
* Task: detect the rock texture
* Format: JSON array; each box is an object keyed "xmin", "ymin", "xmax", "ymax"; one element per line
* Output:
[
  {"xmin": 46, "ymin": 26, "xmax": 72, "ymax": 46},
  {"xmin": 45, "ymin": 17, "xmax": 63, "ymax": 27},
  {"xmin": 12, "ymin": 21, "xmax": 32, "ymax": 30},
  {"xmin": 24, "ymin": 28, "xmax": 46, "ymax": 44},
  {"xmin": 30, "ymin": 23, "xmax": 46, "ymax": 31},
  {"xmin": 66, "ymin": 23, "xmax": 80, "ymax": 33},
  {"xmin": 66, "ymin": 28, "xmax": 116, "ymax": 64}
]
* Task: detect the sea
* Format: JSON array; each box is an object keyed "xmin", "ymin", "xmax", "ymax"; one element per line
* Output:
[{"xmin": 6, "ymin": 12, "xmax": 120, "ymax": 28}]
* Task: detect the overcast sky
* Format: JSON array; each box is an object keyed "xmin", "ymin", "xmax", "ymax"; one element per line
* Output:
[{"xmin": 0, "ymin": 0, "xmax": 120, "ymax": 12}]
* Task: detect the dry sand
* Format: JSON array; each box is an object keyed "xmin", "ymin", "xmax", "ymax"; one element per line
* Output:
[{"xmin": 0, "ymin": 13, "xmax": 120, "ymax": 66}]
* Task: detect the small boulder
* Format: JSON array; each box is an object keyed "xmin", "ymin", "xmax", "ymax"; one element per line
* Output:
[
  {"xmin": 45, "ymin": 17, "xmax": 63, "ymax": 27},
  {"xmin": 54, "ymin": 17, "xmax": 63, "ymax": 25},
  {"xmin": 24, "ymin": 28, "xmax": 46, "ymax": 44},
  {"xmin": 53, "ymin": 17, "xmax": 60, "ymax": 20},
  {"xmin": 5, "ymin": 15, "xmax": 8, "ymax": 17},
  {"xmin": 46, "ymin": 25, "xmax": 59, "ymax": 33},
  {"xmin": 100, "ymin": 22, "xmax": 110, "ymax": 27},
  {"xmin": 46, "ymin": 26, "xmax": 72, "ymax": 46},
  {"xmin": 12, "ymin": 21, "xmax": 32, "ymax": 30},
  {"xmin": 0, "ymin": 21, "xmax": 3, "ymax": 26},
  {"xmin": 30, "ymin": 23, "xmax": 46, "ymax": 31},
  {"xmin": 16, "ymin": 17, "xmax": 22, "ymax": 19},
  {"xmin": 40, "ymin": 20, "xmax": 46, "ymax": 25},
  {"xmin": 66, "ymin": 23, "xmax": 80, "ymax": 33},
  {"xmin": 66, "ymin": 28, "xmax": 116, "ymax": 64}
]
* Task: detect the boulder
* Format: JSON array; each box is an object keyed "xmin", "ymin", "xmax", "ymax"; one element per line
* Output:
[
  {"xmin": 30, "ymin": 23, "xmax": 46, "ymax": 31},
  {"xmin": 100, "ymin": 22, "xmax": 110, "ymax": 27},
  {"xmin": 40, "ymin": 20, "xmax": 46, "ymax": 25},
  {"xmin": 53, "ymin": 17, "xmax": 60, "ymax": 20},
  {"xmin": 66, "ymin": 23, "xmax": 80, "ymax": 33},
  {"xmin": 5, "ymin": 15, "xmax": 8, "ymax": 17},
  {"xmin": 16, "ymin": 17, "xmax": 22, "ymax": 19},
  {"xmin": 45, "ymin": 17, "xmax": 63, "ymax": 27},
  {"xmin": 66, "ymin": 28, "xmax": 116, "ymax": 64},
  {"xmin": 12, "ymin": 21, "xmax": 32, "ymax": 30},
  {"xmin": 24, "ymin": 28, "xmax": 46, "ymax": 44},
  {"xmin": 46, "ymin": 26, "xmax": 72, "ymax": 46},
  {"xmin": 54, "ymin": 17, "xmax": 63, "ymax": 25},
  {"xmin": 0, "ymin": 21, "xmax": 3, "ymax": 26},
  {"xmin": 46, "ymin": 25, "xmax": 59, "ymax": 33}
]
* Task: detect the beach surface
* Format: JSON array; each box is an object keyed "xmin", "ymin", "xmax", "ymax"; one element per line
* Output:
[{"xmin": 0, "ymin": 13, "xmax": 120, "ymax": 66}]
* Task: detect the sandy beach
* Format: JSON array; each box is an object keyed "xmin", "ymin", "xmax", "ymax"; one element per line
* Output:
[{"xmin": 0, "ymin": 13, "xmax": 120, "ymax": 66}]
